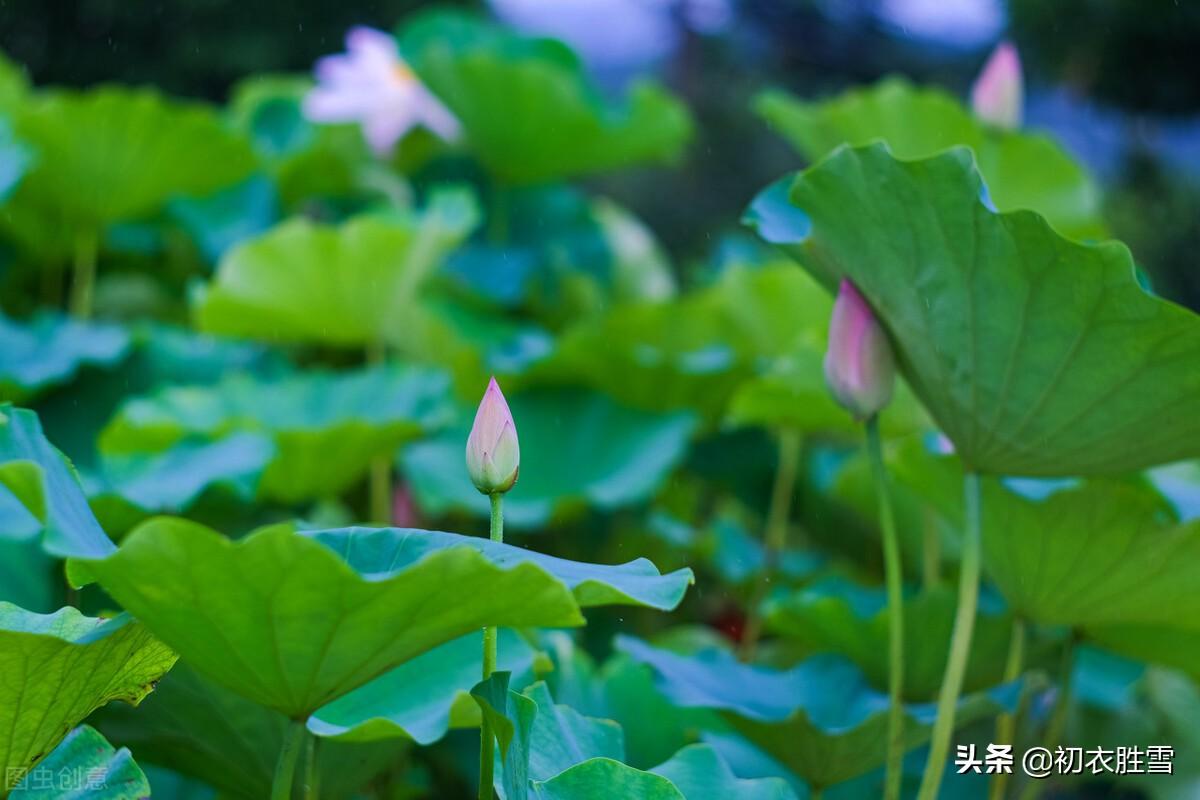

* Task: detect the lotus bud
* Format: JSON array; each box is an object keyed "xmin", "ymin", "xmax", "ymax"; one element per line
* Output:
[
  {"xmin": 465, "ymin": 377, "xmax": 520, "ymax": 495},
  {"xmin": 971, "ymin": 41, "xmax": 1023, "ymax": 129},
  {"xmin": 824, "ymin": 279, "xmax": 895, "ymax": 420}
]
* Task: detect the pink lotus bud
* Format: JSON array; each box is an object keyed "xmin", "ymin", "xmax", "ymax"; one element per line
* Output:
[
  {"xmin": 971, "ymin": 41, "xmax": 1023, "ymax": 129},
  {"xmin": 824, "ymin": 279, "xmax": 895, "ymax": 420},
  {"xmin": 465, "ymin": 377, "xmax": 520, "ymax": 495}
]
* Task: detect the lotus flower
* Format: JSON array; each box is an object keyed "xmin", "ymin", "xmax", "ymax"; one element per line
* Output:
[
  {"xmin": 466, "ymin": 377, "xmax": 520, "ymax": 495},
  {"xmin": 824, "ymin": 279, "xmax": 895, "ymax": 420},
  {"xmin": 971, "ymin": 41, "xmax": 1023, "ymax": 129},
  {"xmin": 303, "ymin": 26, "xmax": 461, "ymax": 156}
]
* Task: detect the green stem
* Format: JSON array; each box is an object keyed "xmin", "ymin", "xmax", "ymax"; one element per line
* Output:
[
  {"xmin": 739, "ymin": 429, "xmax": 801, "ymax": 660},
  {"xmin": 917, "ymin": 471, "xmax": 983, "ymax": 800},
  {"xmin": 989, "ymin": 617, "xmax": 1027, "ymax": 800},
  {"xmin": 69, "ymin": 229, "xmax": 98, "ymax": 319},
  {"xmin": 479, "ymin": 492, "xmax": 504, "ymax": 800},
  {"xmin": 366, "ymin": 341, "xmax": 392, "ymax": 525},
  {"xmin": 303, "ymin": 730, "xmax": 320, "ymax": 800},
  {"xmin": 922, "ymin": 507, "xmax": 941, "ymax": 589},
  {"xmin": 809, "ymin": 788, "xmax": 824, "ymax": 800},
  {"xmin": 1016, "ymin": 635, "xmax": 1076, "ymax": 800},
  {"xmin": 271, "ymin": 720, "xmax": 307, "ymax": 800},
  {"xmin": 1042, "ymin": 633, "xmax": 1077, "ymax": 752},
  {"xmin": 865, "ymin": 417, "xmax": 905, "ymax": 800}
]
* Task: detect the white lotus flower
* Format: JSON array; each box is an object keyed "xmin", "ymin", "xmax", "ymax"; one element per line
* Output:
[{"xmin": 303, "ymin": 26, "xmax": 461, "ymax": 156}]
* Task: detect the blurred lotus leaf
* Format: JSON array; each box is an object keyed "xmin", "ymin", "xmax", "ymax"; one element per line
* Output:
[
  {"xmin": 756, "ymin": 78, "xmax": 1104, "ymax": 240},
  {"xmin": 765, "ymin": 578, "xmax": 1013, "ymax": 700},
  {"xmin": 618, "ymin": 635, "xmax": 1016, "ymax": 792},
  {"xmin": 398, "ymin": 10, "xmax": 692, "ymax": 184},
  {"xmin": 443, "ymin": 185, "xmax": 675, "ymax": 323},
  {"xmin": 95, "ymin": 660, "xmax": 408, "ymax": 799},
  {"xmin": 98, "ymin": 364, "xmax": 454, "ymax": 504},
  {"xmin": 402, "ymin": 388, "xmax": 696, "ymax": 529},
  {"xmin": 533, "ymin": 264, "xmax": 826, "ymax": 421},
  {"xmin": 2, "ymin": 87, "xmax": 257, "ymax": 256},
  {"xmin": 0, "ymin": 312, "xmax": 130, "ymax": 402},
  {"xmin": 883, "ymin": 441, "xmax": 1200, "ymax": 630},
  {"xmin": 193, "ymin": 189, "xmax": 479, "ymax": 348},
  {"xmin": 227, "ymin": 74, "xmax": 373, "ymax": 206},
  {"xmin": 748, "ymin": 144, "xmax": 1200, "ymax": 476},
  {"xmin": 0, "ymin": 116, "xmax": 32, "ymax": 204}
]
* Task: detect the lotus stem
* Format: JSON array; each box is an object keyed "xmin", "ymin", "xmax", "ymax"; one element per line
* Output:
[
  {"xmin": 922, "ymin": 506, "xmax": 941, "ymax": 588},
  {"xmin": 1016, "ymin": 634, "xmax": 1076, "ymax": 800},
  {"xmin": 917, "ymin": 471, "xmax": 983, "ymax": 800},
  {"xmin": 479, "ymin": 492, "xmax": 504, "ymax": 800},
  {"xmin": 303, "ymin": 729, "xmax": 320, "ymax": 800},
  {"xmin": 989, "ymin": 616, "xmax": 1027, "ymax": 800},
  {"xmin": 366, "ymin": 340, "xmax": 392, "ymax": 525},
  {"xmin": 865, "ymin": 416, "xmax": 905, "ymax": 800},
  {"xmin": 739, "ymin": 429, "xmax": 801, "ymax": 660},
  {"xmin": 1042, "ymin": 634, "xmax": 1077, "ymax": 752},
  {"xmin": 271, "ymin": 720, "xmax": 307, "ymax": 800},
  {"xmin": 69, "ymin": 229, "xmax": 98, "ymax": 319}
]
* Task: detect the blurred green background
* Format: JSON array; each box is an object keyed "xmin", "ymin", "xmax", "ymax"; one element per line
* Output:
[{"xmin": 3, "ymin": 0, "xmax": 1198, "ymax": 308}]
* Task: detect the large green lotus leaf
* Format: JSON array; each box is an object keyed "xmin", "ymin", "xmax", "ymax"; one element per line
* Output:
[
  {"xmin": 0, "ymin": 313, "xmax": 130, "ymax": 402},
  {"xmin": 98, "ymin": 364, "xmax": 453, "ymax": 503},
  {"xmin": 765, "ymin": 579, "xmax": 1012, "ymax": 701},
  {"xmin": 755, "ymin": 78, "xmax": 1104, "ymax": 240},
  {"xmin": 7, "ymin": 725, "xmax": 149, "ymax": 800},
  {"xmin": 0, "ymin": 405, "xmax": 114, "ymax": 559},
  {"xmin": 316, "ymin": 623, "xmax": 547, "ymax": 743},
  {"xmin": 617, "ymin": 635, "xmax": 1016, "ymax": 791},
  {"xmin": 885, "ymin": 441, "xmax": 1200, "ymax": 629},
  {"xmin": 95, "ymin": 661, "xmax": 405, "ymax": 800},
  {"xmin": 529, "ymin": 265, "xmax": 820, "ymax": 420},
  {"xmin": 982, "ymin": 483, "xmax": 1200, "ymax": 628},
  {"xmin": 0, "ymin": 604, "xmax": 177, "ymax": 795},
  {"xmin": 650, "ymin": 744, "xmax": 798, "ymax": 800},
  {"xmin": 3, "ymin": 87, "xmax": 256, "ymax": 251},
  {"xmin": 402, "ymin": 388, "xmax": 695, "ymax": 528},
  {"xmin": 398, "ymin": 10, "xmax": 692, "ymax": 184},
  {"xmin": 308, "ymin": 526, "xmax": 692, "ymax": 611},
  {"xmin": 75, "ymin": 518, "xmax": 690, "ymax": 718},
  {"xmin": 747, "ymin": 144, "xmax": 1200, "ymax": 475},
  {"xmin": 193, "ymin": 191, "xmax": 479, "ymax": 347},
  {"xmin": 309, "ymin": 628, "xmax": 543, "ymax": 743}
]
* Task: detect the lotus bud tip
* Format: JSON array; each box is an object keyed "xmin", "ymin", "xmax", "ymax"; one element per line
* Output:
[
  {"xmin": 466, "ymin": 376, "xmax": 520, "ymax": 495},
  {"xmin": 971, "ymin": 40, "xmax": 1023, "ymax": 129},
  {"xmin": 824, "ymin": 279, "xmax": 896, "ymax": 421}
]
